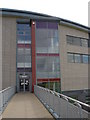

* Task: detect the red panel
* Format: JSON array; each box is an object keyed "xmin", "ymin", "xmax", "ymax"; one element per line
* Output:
[
  {"xmin": 17, "ymin": 44, "xmax": 31, "ymax": 48},
  {"xmin": 31, "ymin": 21, "xmax": 36, "ymax": 92},
  {"xmin": 25, "ymin": 44, "xmax": 31, "ymax": 48},
  {"xmin": 37, "ymin": 78, "xmax": 60, "ymax": 83},
  {"xmin": 37, "ymin": 53, "xmax": 59, "ymax": 56},
  {"xmin": 17, "ymin": 44, "xmax": 25, "ymax": 48}
]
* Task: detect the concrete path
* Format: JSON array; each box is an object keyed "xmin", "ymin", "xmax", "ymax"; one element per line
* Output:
[{"xmin": 2, "ymin": 93, "xmax": 53, "ymax": 118}]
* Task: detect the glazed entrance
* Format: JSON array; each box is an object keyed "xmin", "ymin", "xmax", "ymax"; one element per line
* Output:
[
  {"xmin": 19, "ymin": 73, "xmax": 30, "ymax": 92},
  {"xmin": 17, "ymin": 23, "xmax": 32, "ymax": 92}
]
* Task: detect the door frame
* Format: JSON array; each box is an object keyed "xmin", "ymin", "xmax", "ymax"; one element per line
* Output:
[{"xmin": 19, "ymin": 77, "xmax": 30, "ymax": 92}]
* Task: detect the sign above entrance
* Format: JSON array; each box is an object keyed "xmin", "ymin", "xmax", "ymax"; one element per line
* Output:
[{"xmin": 19, "ymin": 75, "xmax": 28, "ymax": 79}]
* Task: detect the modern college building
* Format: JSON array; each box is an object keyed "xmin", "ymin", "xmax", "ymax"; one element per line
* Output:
[{"xmin": 0, "ymin": 8, "xmax": 89, "ymax": 102}]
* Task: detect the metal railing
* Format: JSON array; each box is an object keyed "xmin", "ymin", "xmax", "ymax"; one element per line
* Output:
[
  {"xmin": 34, "ymin": 85, "xmax": 90, "ymax": 118},
  {"xmin": 0, "ymin": 86, "xmax": 16, "ymax": 116}
]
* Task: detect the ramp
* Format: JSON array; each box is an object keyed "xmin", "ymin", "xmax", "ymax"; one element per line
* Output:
[{"xmin": 2, "ymin": 93, "xmax": 53, "ymax": 118}]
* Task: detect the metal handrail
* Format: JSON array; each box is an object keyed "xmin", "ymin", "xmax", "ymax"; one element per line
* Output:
[
  {"xmin": 34, "ymin": 85, "xmax": 90, "ymax": 118},
  {"xmin": 35, "ymin": 85, "xmax": 90, "ymax": 111},
  {"xmin": 0, "ymin": 86, "xmax": 16, "ymax": 116}
]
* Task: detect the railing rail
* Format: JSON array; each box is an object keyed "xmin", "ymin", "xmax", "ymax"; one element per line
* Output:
[
  {"xmin": 34, "ymin": 85, "xmax": 90, "ymax": 118},
  {"xmin": 0, "ymin": 86, "xmax": 16, "ymax": 116}
]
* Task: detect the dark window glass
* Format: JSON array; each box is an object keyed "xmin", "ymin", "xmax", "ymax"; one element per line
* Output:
[
  {"xmin": 67, "ymin": 35, "xmax": 88, "ymax": 47},
  {"xmin": 36, "ymin": 56, "xmax": 48, "ymax": 78},
  {"xmin": 67, "ymin": 53, "xmax": 74, "ymax": 63},
  {"xmin": 18, "ymin": 31, "xmax": 24, "ymax": 35},
  {"xmin": 37, "ymin": 56, "xmax": 47, "ymax": 72},
  {"xmin": 36, "ymin": 21, "xmax": 60, "ymax": 82},
  {"xmin": 25, "ymin": 31, "xmax": 31, "ymax": 35},
  {"xmin": 17, "ymin": 23, "xmax": 31, "ymax": 69},
  {"xmin": 17, "ymin": 54, "xmax": 25, "ymax": 63},
  {"xmin": 36, "ymin": 21, "xmax": 58, "ymax": 29},
  {"xmin": 88, "ymin": 56, "xmax": 90, "ymax": 64},
  {"xmin": 36, "ymin": 24, "xmax": 59, "ymax": 53},
  {"xmin": 25, "ymin": 35, "xmax": 31, "ymax": 40},
  {"xmin": 24, "ymin": 24, "xmax": 30, "ymax": 29},
  {"xmin": 36, "ymin": 21, "xmax": 47, "ymax": 29},
  {"xmin": 74, "ymin": 54, "xmax": 81, "ymax": 63},
  {"xmin": 17, "ymin": 35, "xmax": 25, "ymax": 40},
  {"xmin": 48, "ymin": 29, "xmax": 58, "ymax": 38},
  {"xmin": 18, "ymin": 48, "xmax": 24, "ymax": 55},
  {"xmin": 25, "ymin": 55, "xmax": 31, "ymax": 63},
  {"xmin": 81, "ymin": 39, "xmax": 88, "ymax": 47},
  {"xmin": 48, "ymin": 22, "xmax": 58, "ymax": 29},
  {"xmin": 17, "ymin": 24, "xmax": 25, "ymax": 30},
  {"xmin": 88, "ymin": 40, "xmax": 90, "ymax": 47},
  {"xmin": 82, "ymin": 55, "xmax": 88, "ymax": 64},
  {"xmin": 67, "ymin": 36, "xmax": 73, "ymax": 44},
  {"xmin": 25, "ymin": 48, "xmax": 31, "ymax": 55},
  {"xmin": 73, "ymin": 37, "xmax": 81, "ymax": 46}
]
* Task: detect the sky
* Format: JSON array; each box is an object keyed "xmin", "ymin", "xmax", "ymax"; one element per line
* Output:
[{"xmin": 0, "ymin": 0, "xmax": 89, "ymax": 27}]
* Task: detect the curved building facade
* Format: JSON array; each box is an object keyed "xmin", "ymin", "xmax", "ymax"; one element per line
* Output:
[{"xmin": 0, "ymin": 8, "xmax": 90, "ymax": 102}]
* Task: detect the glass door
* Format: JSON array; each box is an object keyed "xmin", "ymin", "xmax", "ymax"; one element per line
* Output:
[
  {"xmin": 19, "ymin": 79, "xmax": 25, "ymax": 92},
  {"xmin": 19, "ymin": 78, "xmax": 29, "ymax": 92},
  {"xmin": 25, "ymin": 79, "xmax": 29, "ymax": 91}
]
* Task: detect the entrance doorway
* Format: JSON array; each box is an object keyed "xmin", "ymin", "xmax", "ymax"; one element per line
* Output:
[
  {"xmin": 19, "ymin": 73, "xmax": 31, "ymax": 92},
  {"xmin": 19, "ymin": 79, "xmax": 29, "ymax": 92},
  {"xmin": 17, "ymin": 72, "xmax": 32, "ymax": 92}
]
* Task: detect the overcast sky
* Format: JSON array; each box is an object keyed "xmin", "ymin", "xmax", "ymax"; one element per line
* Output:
[{"xmin": 0, "ymin": 0, "xmax": 89, "ymax": 27}]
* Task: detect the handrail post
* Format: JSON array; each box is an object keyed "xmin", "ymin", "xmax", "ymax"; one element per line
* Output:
[
  {"xmin": 62, "ymin": 96, "xmax": 68, "ymax": 118},
  {"xmin": 74, "ymin": 102, "xmax": 82, "ymax": 118}
]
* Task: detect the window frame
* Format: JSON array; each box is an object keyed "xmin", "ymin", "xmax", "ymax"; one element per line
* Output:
[
  {"xmin": 67, "ymin": 53, "xmax": 74, "ymax": 63},
  {"xmin": 74, "ymin": 54, "xmax": 81, "ymax": 63},
  {"xmin": 66, "ymin": 35, "xmax": 89, "ymax": 47},
  {"xmin": 82, "ymin": 54, "xmax": 88, "ymax": 64},
  {"xmin": 67, "ymin": 52, "xmax": 89, "ymax": 64}
]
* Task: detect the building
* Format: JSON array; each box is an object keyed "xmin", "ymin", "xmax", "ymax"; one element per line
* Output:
[{"xmin": 0, "ymin": 8, "xmax": 89, "ymax": 102}]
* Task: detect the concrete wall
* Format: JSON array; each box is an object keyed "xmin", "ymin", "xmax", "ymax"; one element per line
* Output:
[
  {"xmin": 59, "ymin": 24, "xmax": 88, "ymax": 92},
  {"xmin": 2, "ymin": 16, "xmax": 16, "ymax": 90},
  {"xmin": 0, "ymin": 15, "xmax": 2, "ymax": 91}
]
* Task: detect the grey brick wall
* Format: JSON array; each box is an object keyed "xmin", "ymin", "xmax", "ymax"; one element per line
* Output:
[
  {"xmin": 59, "ymin": 24, "xmax": 89, "ymax": 91},
  {"xmin": 2, "ymin": 17, "xmax": 16, "ymax": 90}
]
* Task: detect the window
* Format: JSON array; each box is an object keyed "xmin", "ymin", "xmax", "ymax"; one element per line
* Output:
[
  {"xmin": 25, "ymin": 55, "xmax": 31, "ymax": 63},
  {"xmin": 82, "ymin": 55, "xmax": 88, "ymax": 64},
  {"xmin": 67, "ymin": 35, "xmax": 89, "ymax": 47},
  {"xmin": 18, "ymin": 48, "xmax": 24, "ymax": 55},
  {"xmin": 36, "ymin": 21, "xmax": 60, "ymax": 92},
  {"xmin": 88, "ymin": 40, "xmax": 90, "ymax": 47},
  {"xmin": 67, "ymin": 53, "xmax": 74, "ymax": 63},
  {"xmin": 17, "ymin": 23, "xmax": 31, "ymax": 43},
  {"xmin": 25, "ymin": 48, "xmax": 31, "ymax": 55},
  {"xmin": 67, "ymin": 53, "xmax": 89, "ymax": 64},
  {"xmin": 81, "ymin": 39, "xmax": 88, "ymax": 47},
  {"xmin": 17, "ymin": 54, "xmax": 25, "ymax": 63},
  {"xmin": 74, "ymin": 54, "xmax": 81, "ymax": 63},
  {"xmin": 17, "ymin": 23, "xmax": 31, "ymax": 69},
  {"xmin": 67, "ymin": 36, "xmax": 73, "ymax": 44},
  {"xmin": 89, "ymin": 56, "xmax": 90, "ymax": 63},
  {"xmin": 73, "ymin": 37, "xmax": 81, "ymax": 46}
]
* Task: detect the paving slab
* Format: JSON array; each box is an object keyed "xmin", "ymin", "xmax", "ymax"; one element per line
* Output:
[{"xmin": 2, "ymin": 92, "xmax": 53, "ymax": 118}]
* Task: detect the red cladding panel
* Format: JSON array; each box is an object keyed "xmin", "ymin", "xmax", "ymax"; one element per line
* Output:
[
  {"xmin": 37, "ymin": 78, "xmax": 60, "ymax": 83},
  {"xmin": 37, "ymin": 53, "xmax": 59, "ymax": 56},
  {"xmin": 31, "ymin": 21, "xmax": 36, "ymax": 92},
  {"xmin": 17, "ymin": 44, "xmax": 31, "ymax": 48}
]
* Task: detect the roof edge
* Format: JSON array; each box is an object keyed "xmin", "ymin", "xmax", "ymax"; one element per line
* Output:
[{"xmin": 0, "ymin": 8, "xmax": 90, "ymax": 31}]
